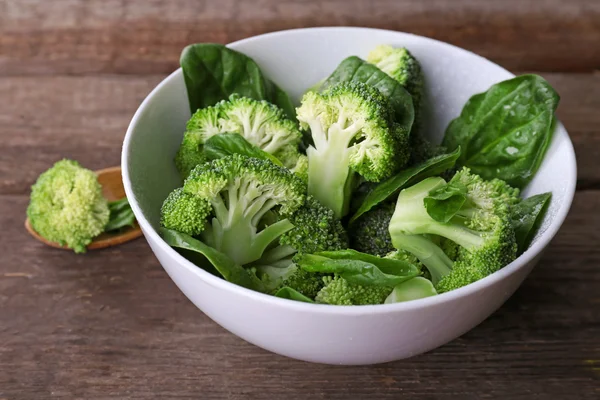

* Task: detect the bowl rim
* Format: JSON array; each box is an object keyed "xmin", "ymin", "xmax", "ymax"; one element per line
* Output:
[{"xmin": 122, "ymin": 26, "xmax": 577, "ymax": 315}]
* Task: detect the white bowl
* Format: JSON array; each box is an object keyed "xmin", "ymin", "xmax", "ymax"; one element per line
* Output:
[{"xmin": 122, "ymin": 27, "xmax": 576, "ymax": 365}]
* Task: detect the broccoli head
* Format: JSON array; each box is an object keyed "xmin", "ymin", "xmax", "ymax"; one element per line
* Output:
[
  {"xmin": 349, "ymin": 202, "xmax": 395, "ymax": 256},
  {"xmin": 160, "ymin": 188, "xmax": 211, "ymax": 236},
  {"xmin": 389, "ymin": 167, "xmax": 519, "ymax": 292},
  {"xmin": 27, "ymin": 159, "xmax": 110, "ymax": 253},
  {"xmin": 315, "ymin": 275, "xmax": 393, "ymax": 305},
  {"xmin": 251, "ymin": 195, "xmax": 349, "ymax": 298},
  {"xmin": 367, "ymin": 45, "xmax": 424, "ymax": 114},
  {"xmin": 366, "ymin": 45, "xmax": 444, "ymax": 165},
  {"xmin": 280, "ymin": 196, "xmax": 348, "ymax": 254},
  {"xmin": 175, "ymin": 95, "xmax": 304, "ymax": 179},
  {"xmin": 297, "ymin": 81, "xmax": 406, "ymax": 218},
  {"xmin": 273, "ymin": 145, "xmax": 309, "ymax": 182},
  {"xmin": 163, "ymin": 154, "xmax": 305, "ymax": 265}
]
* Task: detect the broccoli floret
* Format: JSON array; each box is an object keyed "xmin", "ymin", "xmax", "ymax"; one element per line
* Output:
[
  {"xmin": 282, "ymin": 267, "xmax": 327, "ymax": 299},
  {"xmin": 163, "ymin": 154, "xmax": 306, "ymax": 265},
  {"xmin": 366, "ymin": 45, "xmax": 442, "ymax": 165},
  {"xmin": 367, "ymin": 45, "xmax": 424, "ymax": 115},
  {"xmin": 252, "ymin": 195, "xmax": 348, "ymax": 298},
  {"xmin": 251, "ymin": 262, "xmax": 327, "ymax": 299},
  {"xmin": 27, "ymin": 159, "xmax": 110, "ymax": 253},
  {"xmin": 160, "ymin": 188, "xmax": 211, "ymax": 236},
  {"xmin": 315, "ymin": 275, "xmax": 392, "ymax": 305},
  {"xmin": 274, "ymin": 145, "xmax": 309, "ymax": 182},
  {"xmin": 280, "ymin": 196, "xmax": 348, "ymax": 254},
  {"xmin": 175, "ymin": 95, "xmax": 304, "ymax": 179},
  {"xmin": 388, "ymin": 168, "xmax": 519, "ymax": 293},
  {"xmin": 297, "ymin": 81, "xmax": 406, "ymax": 218},
  {"xmin": 290, "ymin": 154, "xmax": 308, "ymax": 182},
  {"xmin": 385, "ymin": 249, "xmax": 423, "ymax": 269},
  {"xmin": 350, "ymin": 202, "xmax": 395, "ymax": 256},
  {"xmin": 175, "ymin": 105, "xmax": 221, "ymax": 179}
]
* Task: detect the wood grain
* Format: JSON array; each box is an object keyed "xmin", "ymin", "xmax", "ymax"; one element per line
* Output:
[
  {"xmin": 1, "ymin": 192, "xmax": 599, "ymax": 399},
  {"xmin": 1, "ymin": 72, "xmax": 598, "ymax": 195},
  {"xmin": 1, "ymin": 1, "xmax": 599, "ymax": 398},
  {"xmin": 0, "ymin": 0, "xmax": 599, "ymax": 76}
]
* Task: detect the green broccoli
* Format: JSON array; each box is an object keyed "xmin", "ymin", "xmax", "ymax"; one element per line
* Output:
[
  {"xmin": 297, "ymin": 81, "xmax": 408, "ymax": 218},
  {"xmin": 27, "ymin": 159, "xmax": 110, "ymax": 253},
  {"xmin": 251, "ymin": 195, "xmax": 348, "ymax": 297},
  {"xmin": 315, "ymin": 275, "xmax": 393, "ymax": 305},
  {"xmin": 160, "ymin": 188, "xmax": 211, "ymax": 236},
  {"xmin": 162, "ymin": 154, "xmax": 305, "ymax": 265},
  {"xmin": 175, "ymin": 95, "xmax": 304, "ymax": 179},
  {"xmin": 366, "ymin": 45, "xmax": 443, "ymax": 164},
  {"xmin": 162, "ymin": 155, "xmax": 348, "ymax": 275},
  {"xmin": 273, "ymin": 145, "xmax": 309, "ymax": 182},
  {"xmin": 367, "ymin": 45, "xmax": 424, "ymax": 115},
  {"xmin": 350, "ymin": 202, "xmax": 395, "ymax": 256},
  {"xmin": 280, "ymin": 196, "xmax": 348, "ymax": 255},
  {"xmin": 388, "ymin": 167, "xmax": 519, "ymax": 292}
]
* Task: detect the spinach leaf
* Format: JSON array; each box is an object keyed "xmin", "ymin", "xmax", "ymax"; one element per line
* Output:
[
  {"xmin": 314, "ymin": 249, "xmax": 417, "ymax": 276},
  {"xmin": 423, "ymin": 182, "xmax": 467, "ymax": 223},
  {"xmin": 274, "ymin": 287, "xmax": 315, "ymax": 303},
  {"xmin": 443, "ymin": 74, "xmax": 559, "ymax": 189},
  {"xmin": 295, "ymin": 251, "xmax": 418, "ymax": 287},
  {"xmin": 180, "ymin": 43, "xmax": 296, "ymax": 120},
  {"xmin": 203, "ymin": 134, "xmax": 283, "ymax": 166},
  {"xmin": 105, "ymin": 198, "xmax": 136, "ymax": 232},
  {"xmin": 320, "ymin": 56, "xmax": 414, "ymax": 132},
  {"xmin": 160, "ymin": 228, "xmax": 265, "ymax": 292},
  {"xmin": 511, "ymin": 192, "xmax": 552, "ymax": 255},
  {"xmin": 350, "ymin": 147, "xmax": 461, "ymax": 223}
]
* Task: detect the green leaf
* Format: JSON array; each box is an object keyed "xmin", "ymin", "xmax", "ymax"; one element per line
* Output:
[
  {"xmin": 203, "ymin": 134, "xmax": 283, "ymax": 166},
  {"xmin": 314, "ymin": 249, "xmax": 417, "ymax": 276},
  {"xmin": 105, "ymin": 198, "xmax": 136, "ymax": 232},
  {"xmin": 511, "ymin": 192, "xmax": 552, "ymax": 255},
  {"xmin": 350, "ymin": 147, "xmax": 461, "ymax": 223},
  {"xmin": 160, "ymin": 228, "xmax": 266, "ymax": 292},
  {"xmin": 442, "ymin": 74, "xmax": 560, "ymax": 189},
  {"xmin": 295, "ymin": 252, "xmax": 419, "ymax": 287},
  {"xmin": 274, "ymin": 286, "xmax": 315, "ymax": 303},
  {"xmin": 268, "ymin": 82, "xmax": 297, "ymax": 122},
  {"xmin": 320, "ymin": 56, "xmax": 414, "ymax": 132},
  {"xmin": 423, "ymin": 182, "xmax": 467, "ymax": 223},
  {"xmin": 384, "ymin": 277, "xmax": 438, "ymax": 304},
  {"xmin": 180, "ymin": 43, "xmax": 296, "ymax": 120},
  {"xmin": 108, "ymin": 197, "xmax": 130, "ymax": 213}
]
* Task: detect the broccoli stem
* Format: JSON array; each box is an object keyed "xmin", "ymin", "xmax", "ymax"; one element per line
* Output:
[
  {"xmin": 206, "ymin": 180, "xmax": 295, "ymax": 265},
  {"xmin": 422, "ymin": 224, "xmax": 484, "ymax": 251},
  {"xmin": 390, "ymin": 232, "xmax": 453, "ymax": 285},
  {"xmin": 390, "ymin": 176, "xmax": 484, "ymax": 253},
  {"xmin": 257, "ymin": 244, "xmax": 297, "ymax": 265},
  {"xmin": 307, "ymin": 116, "xmax": 360, "ymax": 218}
]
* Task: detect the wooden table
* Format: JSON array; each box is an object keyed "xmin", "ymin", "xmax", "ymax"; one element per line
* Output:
[{"xmin": 1, "ymin": 1, "xmax": 599, "ymax": 398}]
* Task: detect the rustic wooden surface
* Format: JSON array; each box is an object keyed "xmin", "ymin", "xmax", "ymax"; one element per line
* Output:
[{"xmin": 1, "ymin": 0, "xmax": 599, "ymax": 398}]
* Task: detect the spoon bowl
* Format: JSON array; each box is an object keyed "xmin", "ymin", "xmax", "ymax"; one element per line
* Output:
[{"xmin": 25, "ymin": 166, "xmax": 142, "ymax": 251}]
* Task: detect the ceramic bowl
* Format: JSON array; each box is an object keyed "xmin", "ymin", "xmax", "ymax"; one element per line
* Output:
[{"xmin": 122, "ymin": 27, "xmax": 576, "ymax": 365}]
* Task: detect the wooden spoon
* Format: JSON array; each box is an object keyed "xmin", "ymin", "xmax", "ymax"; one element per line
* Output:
[{"xmin": 25, "ymin": 166, "xmax": 143, "ymax": 251}]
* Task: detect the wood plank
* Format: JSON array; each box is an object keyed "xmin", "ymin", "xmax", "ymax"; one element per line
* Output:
[
  {"xmin": 1, "ymin": 190, "xmax": 598, "ymax": 399},
  {"xmin": 0, "ymin": 0, "xmax": 599, "ymax": 75},
  {"xmin": 1, "ymin": 72, "xmax": 598, "ymax": 195}
]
